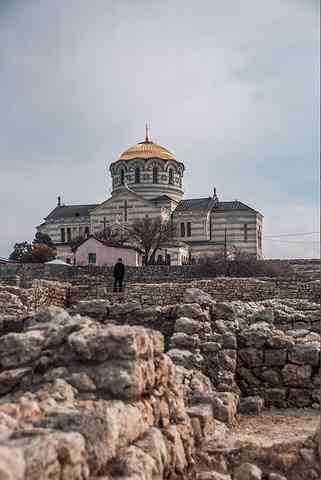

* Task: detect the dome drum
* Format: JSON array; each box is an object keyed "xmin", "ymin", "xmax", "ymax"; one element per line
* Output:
[{"xmin": 109, "ymin": 135, "xmax": 185, "ymax": 202}]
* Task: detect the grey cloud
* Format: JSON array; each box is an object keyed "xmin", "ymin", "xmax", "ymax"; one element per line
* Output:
[{"xmin": 0, "ymin": 0, "xmax": 319, "ymax": 258}]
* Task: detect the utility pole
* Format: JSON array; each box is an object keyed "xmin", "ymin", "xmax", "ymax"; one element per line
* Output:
[
  {"xmin": 224, "ymin": 227, "xmax": 228, "ymax": 276},
  {"xmin": 224, "ymin": 227, "xmax": 227, "ymax": 260}
]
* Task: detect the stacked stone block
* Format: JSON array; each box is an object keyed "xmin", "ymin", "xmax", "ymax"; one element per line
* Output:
[
  {"xmin": 237, "ymin": 326, "xmax": 320, "ymax": 408},
  {"xmin": 0, "ymin": 307, "xmax": 213, "ymax": 479}
]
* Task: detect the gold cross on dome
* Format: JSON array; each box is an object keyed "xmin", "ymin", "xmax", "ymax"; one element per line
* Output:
[{"xmin": 145, "ymin": 123, "xmax": 150, "ymax": 142}]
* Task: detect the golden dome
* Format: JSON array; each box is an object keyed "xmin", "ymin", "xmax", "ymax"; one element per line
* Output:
[
  {"xmin": 118, "ymin": 125, "xmax": 176, "ymax": 161},
  {"xmin": 119, "ymin": 140, "xmax": 175, "ymax": 161}
]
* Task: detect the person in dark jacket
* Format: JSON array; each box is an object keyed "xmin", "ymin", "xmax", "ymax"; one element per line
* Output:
[{"xmin": 113, "ymin": 258, "xmax": 125, "ymax": 292}]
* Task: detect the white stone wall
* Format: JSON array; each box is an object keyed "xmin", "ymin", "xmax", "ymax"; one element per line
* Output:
[
  {"xmin": 38, "ymin": 219, "xmax": 91, "ymax": 245},
  {"xmin": 109, "ymin": 158, "xmax": 184, "ymax": 202},
  {"xmin": 173, "ymin": 210, "xmax": 210, "ymax": 242},
  {"xmin": 91, "ymin": 189, "xmax": 163, "ymax": 234},
  {"xmin": 211, "ymin": 210, "xmax": 262, "ymax": 258},
  {"xmin": 172, "ymin": 208, "xmax": 263, "ymax": 259}
]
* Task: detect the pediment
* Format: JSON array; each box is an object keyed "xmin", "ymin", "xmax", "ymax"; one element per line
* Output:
[{"xmin": 91, "ymin": 188, "xmax": 155, "ymax": 213}]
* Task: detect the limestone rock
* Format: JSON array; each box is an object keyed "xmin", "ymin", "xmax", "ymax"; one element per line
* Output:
[
  {"xmin": 72, "ymin": 300, "xmax": 109, "ymax": 319},
  {"xmin": 239, "ymin": 348, "xmax": 264, "ymax": 367},
  {"xmin": 187, "ymin": 403, "xmax": 215, "ymax": 442},
  {"xmin": 211, "ymin": 302, "xmax": 235, "ymax": 321},
  {"xmin": 23, "ymin": 431, "xmax": 89, "ymax": 480},
  {"xmin": 268, "ymin": 474, "xmax": 287, "ymax": 480},
  {"xmin": 175, "ymin": 316, "xmax": 201, "ymax": 335},
  {"xmin": 282, "ymin": 364, "xmax": 312, "ymax": 387},
  {"xmin": 288, "ymin": 344, "xmax": 320, "ymax": 366},
  {"xmin": 109, "ymin": 302, "xmax": 141, "ymax": 317},
  {"xmin": 183, "ymin": 288, "xmax": 213, "ymax": 306},
  {"xmin": 198, "ymin": 471, "xmax": 231, "ymax": 479},
  {"xmin": 32, "ymin": 305, "xmax": 70, "ymax": 324},
  {"xmin": 238, "ymin": 396, "xmax": 264, "ymax": 415},
  {"xmin": 222, "ymin": 333, "xmax": 237, "ymax": 349},
  {"xmin": 0, "ymin": 367, "xmax": 32, "ymax": 395},
  {"xmin": 0, "ymin": 445, "xmax": 25, "ymax": 480},
  {"xmin": 0, "ymin": 330, "xmax": 45, "ymax": 368},
  {"xmin": 211, "ymin": 392, "xmax": 238, "ymax": 425},
  {"xmin": 167, "ymin": 349, "xmax": 195, "ymax": 368},
  {"xmin": 0, "ymin": 412, "xmax": 18, "ymax": 442},
  {"xmin": 134, "ymin": 428, "xmax": 168, "ymax": 478},
  {"xmin": 68, "ymin": 373, "xmax": 97, "ymax": 392},
  {"xmin": 69, "ymin": 324, "xmax": 164, "ymax": 362},
  {"xmin": 233, "ymin": 463, "xmax": 262, "ymax": 480},
  {"xmin": 170, "ymin": 332, "xmax": 199, "ymax": 350},
  {"xmin": 266, "ymin": 332, "xmax": 294, "ymax": 349},
  {"xmin": 175, "ymin": 303, "xmax": 209, "ymax": 321},
  {"xmin": 264, "ymin": 349, "xmax": 287, "ymax": 367},
  {"xmin": 253, "ymin": 308, "xmax": 274, "ymax": 324},
  {"xmin": 260, "ymin": 369, "xmax": 280, "ymax": 385},
  {"xmin": 238, "ymin": 329, "xmax": 269, "ymax": 348},
  {"xmin": 91, "ymin": 359, "xmax": 156, "ymax": 400}
]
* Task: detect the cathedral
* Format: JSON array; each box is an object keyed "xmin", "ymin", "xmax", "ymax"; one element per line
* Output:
[{"xmin": 37, "ymin": 127, "xmax": 263, "ymax": 265}]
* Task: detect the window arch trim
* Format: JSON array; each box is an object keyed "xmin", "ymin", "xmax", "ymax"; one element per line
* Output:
[{"xmin": 134, "ymin": 166, "xmax": 141, "ymax": 183}]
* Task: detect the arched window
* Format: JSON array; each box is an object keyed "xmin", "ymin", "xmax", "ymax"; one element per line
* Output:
[
  {"xmin": 120, "ymin": 169, "xmax": 125, "ymax": 185},
  {"xmin": 187, "ymin": 222, "xmax": 192, "ymax": 237},
  {"xmin": 169, "ymin": 168, "xmax": 174, "ymax": 185},
  {"xmin": 135, "ymin": 166, "xmax": 140, "ymax": 184},
  {"xmin": 153, "ymin": 166, "xmax": 158, "ymax": 184},
  {"xmin": 180, "ymin": 222, "xmax": 185, "ymax": 237}
]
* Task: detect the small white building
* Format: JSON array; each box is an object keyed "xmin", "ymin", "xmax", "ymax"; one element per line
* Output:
[
  {"xmin": 74, "ymin": 236, "xmax": 142, "ymax": 267},
  {"xmin": 157, "ymin": 241, "xmax": 190, "ymax": 266}
]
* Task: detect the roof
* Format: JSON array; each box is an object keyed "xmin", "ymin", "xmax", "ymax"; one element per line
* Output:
[
  {"xmin": 175, "ymin": 198, "xmax": 259, "ymax": 214},
  {"xmin": 118, "ymin": 127, "xmax": 176, "ymax": 161},
  {"xmin": 75, "ymin": 235, "xmax": 143, "ymax": 253},
  {"xmin": 45, "ymin": 204, "xmax": 98, "ymax": 221},
  {"xmin": 175, "ymin": 197, "xmax": 217, "ymax": 212},
  {"xmin": 160, "ymin": 240, "xmax": 189, "ymax": 248},
  {"xmin": 45, "ymin": 259, "xmax": 71, "ymax": 266},
  {"xmin": 119, "ymin": 140, "xmax": 175, "ymax": 161},
  {"xmin": 0, "ymin": 257, "xmax": 12, "ymax": 263},
  {"xmin": 215, "ymin": 201, "xmax": 258, "ymax": 213},
  {"xmin": 151, "ymin": 195, "xmax": 175, "ymax": 203}
]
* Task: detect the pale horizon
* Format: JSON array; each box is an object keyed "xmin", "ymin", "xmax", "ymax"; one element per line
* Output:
[{"xmin": 0, "ymin": 0, "xmax": 319, "ymax": 259}]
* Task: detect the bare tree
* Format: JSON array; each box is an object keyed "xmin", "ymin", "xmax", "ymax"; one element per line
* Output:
[
  {"xmin": 196, "ymin": 249, "xmax": 294, "ymax": 277},
  {"xmin": 125, "ymin": 216, "xmax": 176, "ymax": 265},
  {"xmin": 95, "ymin": 225, "xmax": 129, "ymax": 244}
]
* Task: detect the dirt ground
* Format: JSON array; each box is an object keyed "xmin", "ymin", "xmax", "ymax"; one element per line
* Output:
[{"xmin": 231, "ymin": 408, "xmax": 320, "ymax": 447}]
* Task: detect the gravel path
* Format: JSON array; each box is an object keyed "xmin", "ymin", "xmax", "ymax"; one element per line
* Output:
[{"xmin": 231, "ymin": 408, "xmax": 320, "ymax": 447}]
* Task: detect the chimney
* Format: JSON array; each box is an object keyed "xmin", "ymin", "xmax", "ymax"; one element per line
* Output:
[
  {"xmin": 57, "ymin": 196, "xmax": 61, "ymax": 207},
  {"xmin": 213, "ymin": 187, "xmax": 219, "ymax": 203}
]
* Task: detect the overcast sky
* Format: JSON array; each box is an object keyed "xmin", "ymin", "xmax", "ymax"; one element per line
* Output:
[{"xmin": 0, "ymin": 0, "xmax": 319, "ymax": 259}]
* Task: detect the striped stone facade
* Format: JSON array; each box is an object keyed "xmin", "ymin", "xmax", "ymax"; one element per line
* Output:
[
  {"xmin": 90, "ymin": 188, "xmax": 165, "ymax": 234},
  {"xmin": 37, "ymin": 134, "xmax": 263, "ymax": 262},
  {"xmin": 173, "ymin": 201, "xmax": 263, "ymax": 259}
]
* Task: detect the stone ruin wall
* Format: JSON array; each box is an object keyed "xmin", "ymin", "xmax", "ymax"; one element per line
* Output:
[
  {"xmin": 2, "ymin": 279, "xmax": 321, "ymax": 411},
  {"xmin": 0, "ymin": 282, "xmax": 320, "ymax": 479},
  {"xmin": 4, "ymin": 275, "xmax": 315, "ymax": 310},
  {"xmin": 32, "ymin": 279, "xmax": 71, "ymax": 310},
  {"xmin": 0, "ymin": 258, "xmax": 319, "ymax": 288},
  {"xmin": 126, "ymin": 278, "xmax": 320, "ymax": 305},
  {"xmin": 70, "ymin": 295, "xmax": 320, "ymax": 410},
  {"xmin": 32, "ymin": 277, "xmax": 320, "ymax": 308},
  {"xmin": 0, "ymin": 310, "xmax": 197, "ymax": 479}
]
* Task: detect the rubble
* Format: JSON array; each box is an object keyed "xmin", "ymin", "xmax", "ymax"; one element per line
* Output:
[{"xmin": 0, "ymin": 282, "xmax": 319, "ymax": 479}]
